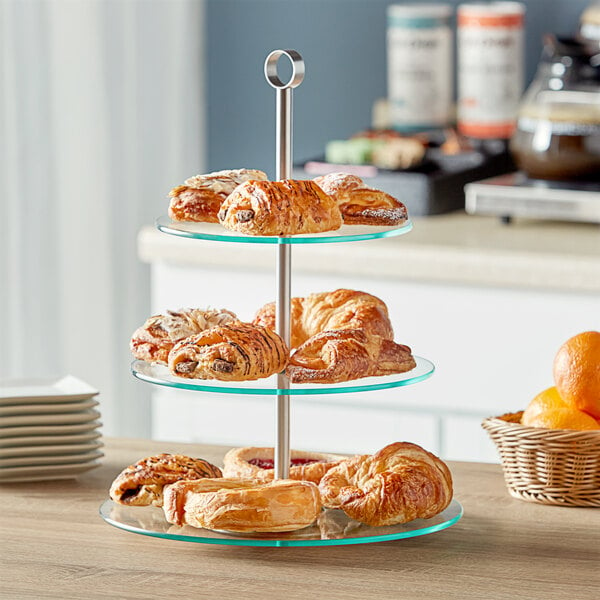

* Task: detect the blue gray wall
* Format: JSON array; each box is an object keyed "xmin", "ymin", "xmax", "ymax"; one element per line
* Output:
[{"xmin": 206, "ymin": 0, "xmax": 591, "ymax": 176}]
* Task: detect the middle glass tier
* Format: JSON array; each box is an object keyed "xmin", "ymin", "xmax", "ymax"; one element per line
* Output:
[
  {"xmin": 156, "ymin": 215, "xmax": 413, "ymax": 244},
  {"xmin": 132, "ymin": 356, "xmax": 434, "ymax": 396}
]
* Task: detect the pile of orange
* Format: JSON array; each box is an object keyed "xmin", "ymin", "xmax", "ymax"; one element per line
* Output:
[{"xmin": 522, "ymin": 331, "xmax": 600, "ymax": 431}]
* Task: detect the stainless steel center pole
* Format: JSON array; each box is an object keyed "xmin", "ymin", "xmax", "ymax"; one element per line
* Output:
[{"xmin": 264, "ymin": 50, "xmax": 305, "ymax": 480}]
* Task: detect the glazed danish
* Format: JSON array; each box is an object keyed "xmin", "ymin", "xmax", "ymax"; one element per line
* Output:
[
  {"xmin": 218, "ymin": 179, "xmax": 342, "ymax": 236},
  {"xmin": 168, "ymin": 322, "xmax": 288, "ymax": 381},
  {"xmin": 168, "ymin": 168, "xmax": 267, "ymax": 222},
  {"xmin": 163, "ymin": 478, "xmax": 322, "ymax": 533},
  {"xmin": 318, "ymin": 442, "xmax": 453, "ymax": 527},
  {"xmin": 109, "ymin": 453, "xmax": 222, "ymax": 507},
  {"xmin": 130, "ymin": 308, "xmax": 238, "ymax": 364},
  {"xmin": 222, "ymin": 447, "xmax": 346, "ymax": 484},
  {"xmin": 313, "ymin": 172, "xmax": 408, "ymax": 226}
]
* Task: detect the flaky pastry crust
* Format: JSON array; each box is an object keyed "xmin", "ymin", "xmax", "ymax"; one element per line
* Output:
[
  {"xmin": 168, "ymin": 322, "xmax": 288, "ymax": 381},
  {"xmin": 222, "ymin": 447, "xmax": 347, "ymax": 484},
  {"xmin": 314, "ymin": 173, "xmax": 408, "ymax": 226},
  {"xmin": 168, "ymin": 168, "xmax": 267, "ymax": 222},
  {"xmin": 109, "ymin": 453, "xmax": 222, "ymax": 507},
  {"xmin": 318, "ymin": 442, "xmax": 453, "ymax": 527},
  {"xmin": 163, "ymin": 478, "xmax": 322, "ymax": 533},
  {"xmin": 218, "ymin": 179, "xmax": 342, "ymax": 236}
]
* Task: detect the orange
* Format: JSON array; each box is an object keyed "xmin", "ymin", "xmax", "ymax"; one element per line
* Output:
[
  {"xmin": 553, "ymin": 331, "xmax": 600, "ymax": 419},
  {"xmin": 521, "ymin": 386, "xmax": 566, "ymax": 426},
  {"xmin": 522, "ymin": 406, "xmax": 600, "ymax": 431}
]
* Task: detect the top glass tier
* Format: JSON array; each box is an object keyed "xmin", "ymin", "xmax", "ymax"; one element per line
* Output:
[{"xmin": 156, "ymin": 216, "xmax": 413, "ymax": 244}]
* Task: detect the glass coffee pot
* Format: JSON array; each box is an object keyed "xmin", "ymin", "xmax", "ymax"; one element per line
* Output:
[{"xmin": 510, "ymin": 35, "xmax": 600, "ymax": 180}]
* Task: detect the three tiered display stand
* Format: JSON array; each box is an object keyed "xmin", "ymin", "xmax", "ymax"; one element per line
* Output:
[{"xmin": 99, "ymin": 50, "xmax": 463, "ymax": 547}]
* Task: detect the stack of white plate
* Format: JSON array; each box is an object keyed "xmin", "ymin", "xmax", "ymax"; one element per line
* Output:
[{"xmin": 0, "ymin": 375, "xmax": 103, "ymax": 482}]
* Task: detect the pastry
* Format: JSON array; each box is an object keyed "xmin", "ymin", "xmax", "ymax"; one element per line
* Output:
[
  {"xmin": 168, "ymin": 168, "xmax": 267, "ymax": 222},
  {"xmin": 218, "ymin": 179, "xmax": 342, "ymax": 236},
  {"xmin": 168, "ymin": 322, "xmax": 288, "ymax": 381},
  {"xmin": 130, "ymin": 308, "xmax": 238, "ymax": 365},
  {"xmin": 222, "ymin": 447, "xmax": 346, "ymax": 484},
  {"xmin": 318, "ymin": 442, "xmax": 453, "ymax": 527},
  {"xmin": 163, "ymin": 478, "xmax": 322, "ymax": 533},
  {"xmin": 313, "ymin": 173, "xmax": 408, "ymax": 226},
  {"xmin": 253, "ymin": 289, "xmax": 416, "ymax": 383},
  {"xmin": 109, "ymin": 453, "xmax": 222, "ymax": 507}
]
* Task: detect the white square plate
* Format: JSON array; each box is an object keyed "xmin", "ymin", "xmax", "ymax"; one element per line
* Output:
[
  {"xmin": 0, "ymin": 421, "xmax": 102, "ymax": 438},
  {"xmin": 0, "ymin": 375, "xmax": 98, "ymax": 405},
  {"xmin": 0, "ymin": 441, "xmax": 103, "ymax": 458},
  {"xmin": 0, "ymin": 409, "xmax": 101, "ymax": 428},
  {"xmin": 0, "ymin": 431, "xmax": 102, "ymax": 448},
  {"xmin": 0, "ymin": 399, "xmax": 99, "ymax": 417},
  {"xmin": 0, "ymin": 461, "xmax": 101, "ymax": 482},
  {"xmin": 0, "ymin": 449, "xmax": 104, "ymax": 468}
]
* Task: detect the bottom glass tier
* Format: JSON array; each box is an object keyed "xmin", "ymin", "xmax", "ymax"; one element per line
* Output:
[{"xmin": 99, "ymin": 498, "xmax": 463, "ymax": 548}]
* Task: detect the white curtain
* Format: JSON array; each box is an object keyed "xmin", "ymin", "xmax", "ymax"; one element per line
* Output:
[{"xmin": 0, "ymin": 0, "xmax": 206, "ymax": 437}]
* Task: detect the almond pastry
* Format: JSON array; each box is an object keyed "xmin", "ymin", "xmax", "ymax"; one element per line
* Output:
[
  {"xmin": 168, "ymin": 322, "xmax": 288, "ymax": 381},
  {"xmin": 168, "ymin": 168, "xmax": 267, "ymax": 222},
  {"xmin": 130, "ymin": 308, "xmax": 238, "ymax": 364},
  {"xmin": 109, "ymin": 453, "xmax": 222, "ymax": 507},
  {"xmin": 313, "ymin": 172, "xmax": 408, "ymax": 226},
  {"xmin": 318, "ymin": 442, "xmax": 453, "ymax": 527},
  {"xmin": 222, "ymin": 447, "xmax": 346, "ymax": 484},
  {"xmin": 163, "ymin": 478, "xmax": 322, "ymax": 533},
  {"xmin": 218, "ymin": 179, "xmax": 342, "ymax": 236}
]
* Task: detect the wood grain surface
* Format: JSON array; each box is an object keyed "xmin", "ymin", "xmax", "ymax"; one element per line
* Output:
[{"xmin": 1, "ymin": 437, "xmax": 599, "ymax": 600}]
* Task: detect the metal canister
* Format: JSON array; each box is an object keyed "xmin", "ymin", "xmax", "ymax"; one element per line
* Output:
[
  {"xmin": 387, "ymin": 4, "xmax": 453, "ymax": 131},
  {"xmin": 457, "ymin": 2, "xmax": 526, "ymax": 139}
]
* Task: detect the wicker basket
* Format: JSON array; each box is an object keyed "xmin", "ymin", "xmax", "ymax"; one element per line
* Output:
[{"xmin": 482, "ymin": 411, "xmax": 600, "ymax": 507}]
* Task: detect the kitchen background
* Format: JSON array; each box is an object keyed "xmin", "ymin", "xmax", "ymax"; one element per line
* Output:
[{"xmin": 1, "ymin": 0, "xmax": 598, "ymax": 459}]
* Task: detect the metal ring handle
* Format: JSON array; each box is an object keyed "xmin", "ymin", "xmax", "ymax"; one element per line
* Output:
[{"xmin": 264, "ymin": 49, "xmax": 305, "ymax": 89}]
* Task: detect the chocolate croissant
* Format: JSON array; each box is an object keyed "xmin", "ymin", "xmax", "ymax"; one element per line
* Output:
[
  {"xmin": 313, "ymin": 173, "xmax": 408, "ymax": 226},
  {"xmin": 168, "ymin": 322, "xmax": 288, "ymax": 381},
  {"xmin": 168, "ymin": 168, "xmax": 267, "ymax": 222},
  {"xmin": 130, "ymin": 308, "xmax": 238, "ymax": 365},
  {"xmin": 319, "ymin": 442, "xmax": 453, "ymax": 527},
  {"xmin": 109, "ymin": 453, "xmax": 222, "ymax": 507},
  {"xmin": 218, "ymin": 179, "xmax": 342, "ymax": 236}
]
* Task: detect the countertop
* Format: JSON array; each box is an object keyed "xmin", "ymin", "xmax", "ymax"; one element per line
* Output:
[
  {"xmin": 137, "ymin": 212, "xmax": 600, "ymax": 293},
  {"xmin": 2, "ymin": 437, "xmax": 599, "ymax": 600}
]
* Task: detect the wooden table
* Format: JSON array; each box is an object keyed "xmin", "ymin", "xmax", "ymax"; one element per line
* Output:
[{"xmin": 1, "ymin": 438, "xmax": 599, "ymax": 600}]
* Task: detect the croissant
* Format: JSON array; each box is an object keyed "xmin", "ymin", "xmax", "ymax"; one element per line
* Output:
[
  {"xmin": 313, "ymin": 173, "xmax": 408, "ymax": 226},
  {"xmin": 218, "ymin": 179, "xmax": 342, "ymax": 236},
  {"xmin": 130, "ymin": 308, "xmax": 238, "ymax": 364},
  {"xmin": 163, "ymin": 478, "xmax": 322, "ymax": 533},
  {"xmin": 168, "ymin": 168, "xmax": 267, "ymax": 222},
  {"xmin": 109, "ymin": 453, "xmax": 222, "ymax": 507},
  {"xmin": 168, "ymin": 322, "xmax": 288, "ymax": 381},
  {"xmin": 319, "ymin": 442, "xmax": 453, "ymax": 527}
]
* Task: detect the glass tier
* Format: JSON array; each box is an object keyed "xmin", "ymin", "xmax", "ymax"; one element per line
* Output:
[
  {"xmin": 131, "ymin": 356, "xmax": 434, "ymax": 396},
  {"xmin": 156, "ymin": 215, "xmax": 413, "ymax": 244},
  {"xmin": 99, "ymin": 498, "xmax": 462, "ymax": 548}
]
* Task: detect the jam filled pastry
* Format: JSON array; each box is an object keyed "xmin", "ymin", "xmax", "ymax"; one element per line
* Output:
[
  {"xmin": 218, "ymin": 179, "xmax": 342, "ymax": 236},
  {"xmin": 109, "ymin": 453, "xmax": 223, "ymax": 507},
  {"xmin": 168, "ymin": 322, "xmax": 288, "ymax": 381},
  {"xmin": 163, "ymin": 478, "xmax": 322, "ymax": 533},
  {"xmin": 222, "ymin": 447, "xmax": 346, "ymax": 484},
  {"xmin": 130, "ymin": 308, "xmax": 238, "ymax": 365},
  {"xmin": 318, "ymin": 442, "xmax": 453, "ymax": 527},
  {"xmin": 313, "ymin": 173, "xmax": 408, "ymax": 226},
  {"xmin": 168, "ymin": 168, "xmax": 268, "ymax": 223}
]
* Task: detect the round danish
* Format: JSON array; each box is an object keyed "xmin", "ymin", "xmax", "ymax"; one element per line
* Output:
[
  {"xmin": 318, "ymin": 442, "xmax": 453, "ymax": 527},
  {"xmin": 109, "ymin": 453, "xmax": 222, "ymax": 507},
  {"xmin": 222, "ymin": 447, "xmax": 346, "ymax": 484},
  {"xmin": 163, "ymin": 478, "xmax": 322, "ymax": 533}
]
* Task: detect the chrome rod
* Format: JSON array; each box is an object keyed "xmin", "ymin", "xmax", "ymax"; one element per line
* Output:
[{"xmin": 264, "ymin": 50, "xmax": 304, "ymax": 480}]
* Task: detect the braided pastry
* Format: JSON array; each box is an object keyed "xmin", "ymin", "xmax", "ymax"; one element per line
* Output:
[
  {"xmin": 168, "ymin": 322, "xmax": 288, "ymax": 381},
  {"xmin": 319, "ymin": 442, "xmax": 453, "ymax": 527},
  {"xmin": 168, "ymin": 168, "xmax": 267, "ymax": 222},
  {"xmin": 163, "ymin": 478, "xmax": 322, "ymax": 533},
  {"xmin": 130, "ymin": 308, "xmax": 238, "ymax": 364},
  {"xmin": 218, "ymin": 179, "xmax": 342, "ymax": 236},
  {"xmin": 109, "ymin": 453, "xmax": 222, "ymax": 507},
  {"xmin": 313, "ymin": 173, "xmax": 408, "ymax": 226},
  {"xmin": 222, "ymin": 447, "xmax": 346, "ymax": 484}
]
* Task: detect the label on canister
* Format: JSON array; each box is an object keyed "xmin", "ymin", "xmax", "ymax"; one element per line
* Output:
[
  {"xmin": 458, "ymin": 2, "xmax": 525, "ymax": 138},
  {"xmin": 387, "ymin": 4, "xmax": 453, "ymax": 131}
]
